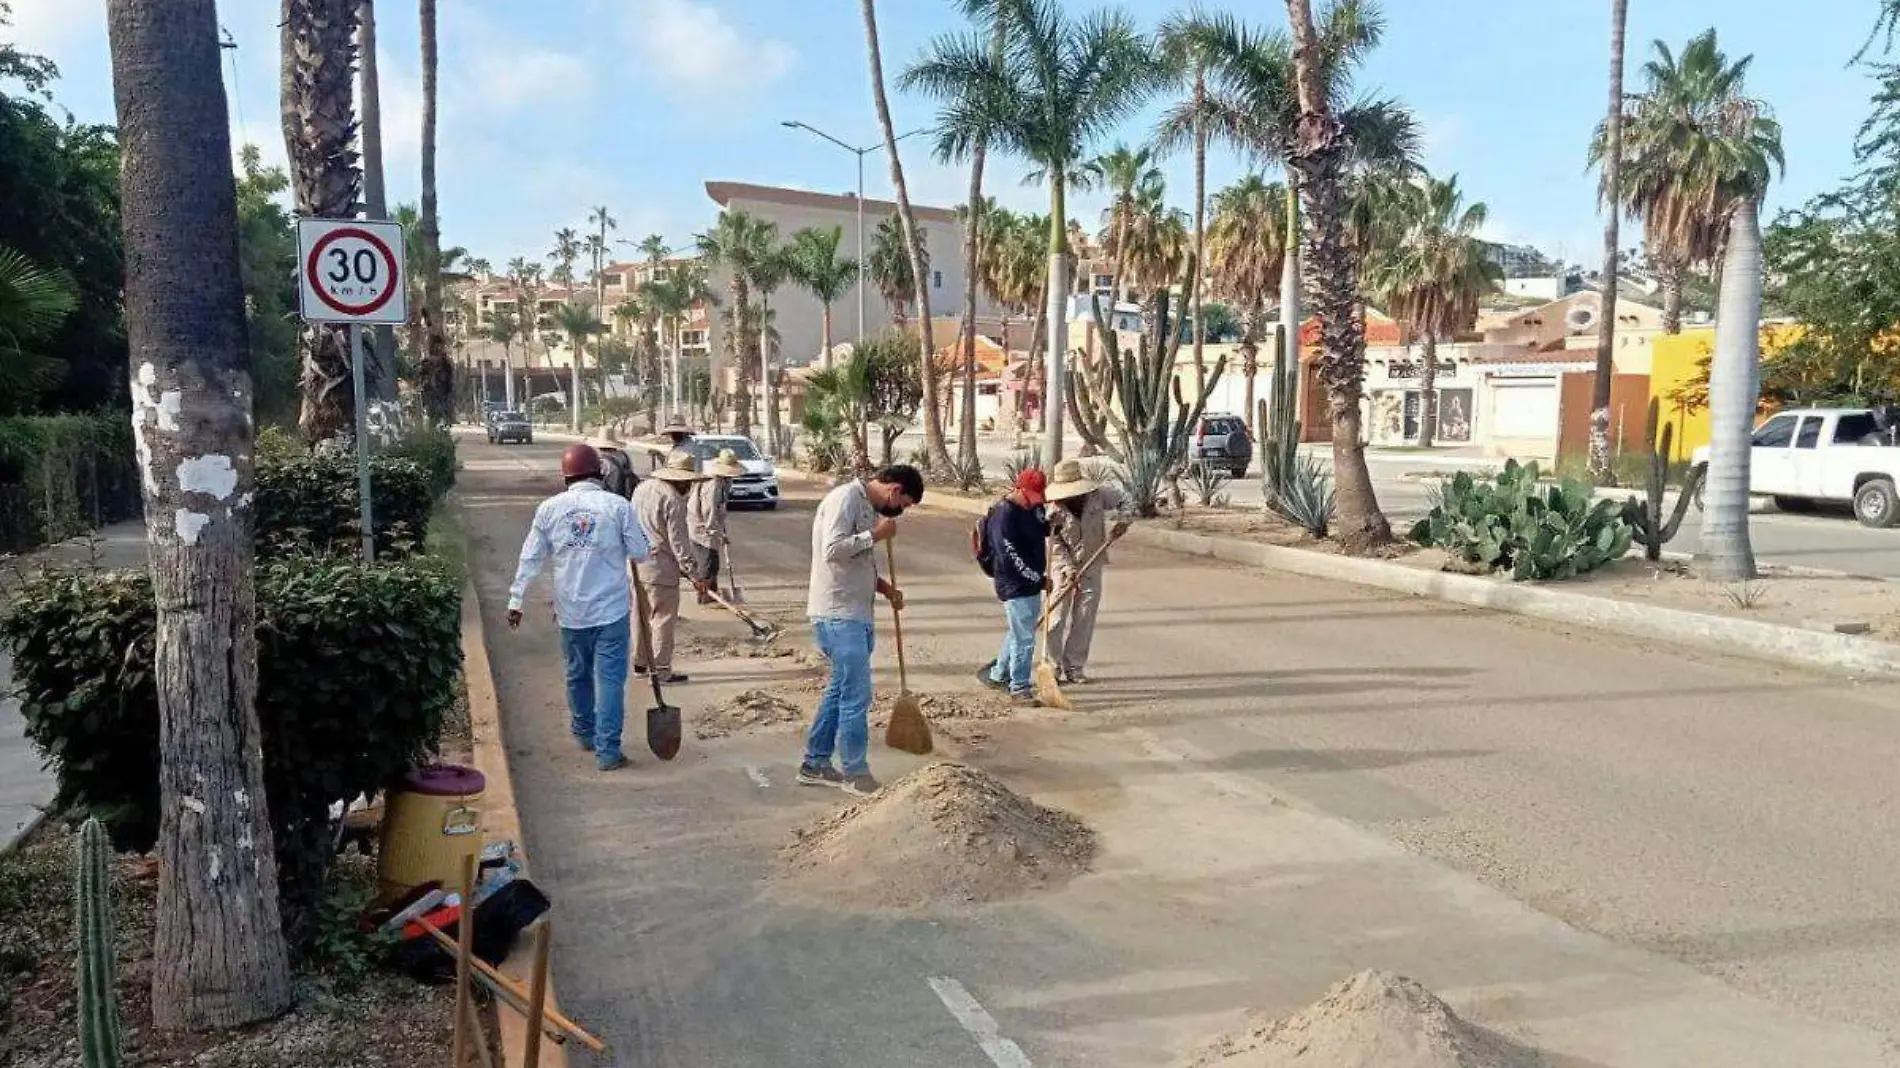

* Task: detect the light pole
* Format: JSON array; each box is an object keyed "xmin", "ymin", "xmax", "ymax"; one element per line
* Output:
[{"xmin": 781, "ymin": 120, "xmax": 927, "ymax": 350}]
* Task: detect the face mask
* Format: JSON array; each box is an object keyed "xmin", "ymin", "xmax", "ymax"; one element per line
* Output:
[{"xmin": 875, "ymin": 504, "xmax": 906, "ymax": 518}]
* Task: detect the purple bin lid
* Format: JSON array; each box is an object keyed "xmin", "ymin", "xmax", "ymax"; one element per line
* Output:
[{"xmin": 401, "ymin": 763, "xmax": 487, "ymax": 797}]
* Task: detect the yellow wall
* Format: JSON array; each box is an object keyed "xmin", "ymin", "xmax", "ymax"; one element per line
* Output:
[{"xmin": 1649, "ymin": 325, "xmax": 1802, "ymax": 462}]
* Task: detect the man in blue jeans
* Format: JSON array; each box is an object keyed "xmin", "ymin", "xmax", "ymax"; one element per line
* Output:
[
  {"xmin": 800, "ymin": 465, "xmax": 924, "ymax": 797},
  {"xmin": 508, "ymin": 444, "xmax": 653, "ymax": 771},
  {"xmin": 980, "ymin": 468, "xmax": 1051, "ymax": 702}
]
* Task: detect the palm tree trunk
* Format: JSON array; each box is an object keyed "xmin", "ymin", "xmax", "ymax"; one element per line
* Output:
[
  {"xmin": 821, "ymin": 302, "xmax": 835, "ymax": 370},
  {"xmin": 1695, "ymin": 197, "xmax": 1763, "ymax": 581},
  {"xmin": 1280, "ymin": 182, "xmax": 1302, "ymax": 414},
  {"xmin": 1285, "ymin": 0, "xmax": 1389, "ymax": 551},
  {"xmin": 1026, "ymin": 287, "xmax": 1047, "ymax": 431},
  {"xmin": 730, "ymin": 280, "xmax": 753, "ymax": 437},
  {"xmin": 1588, "ymin": 0, "xmax": 1628, "ymax": 485},
  {"xmin": 960, "ymin": 142, "xmax": 986, "ymax": 470},
  {"xmin": 1192, "ymin": 73, "xmax": 1208, "ymax": 396},
  {"xmin": 107, "ymin": 0, "xmax": 295, "ymax": 1029},
  {"xmin": 569, "ymin": 336, "xmax": 582, "ymax": 433},
  {"xmin": 1045, "ymin": 173, "xmax": 1070, "ymax": 461},
  {"xmin": 862, "ymin": 0, "xmax": 951, "ymax": 474},
  {"xmin": 355, "ymin": 0, "xmax": 396, "ymax": 401},
  {"xmin": 502, "ymin": 340, "xmax": 515, "ymax": 409},
  {"xmin": 1661, "ymin": 260, "xmax": 1685, "ymax": 334},
  {"xmin": 1241, "ymin": 308, "xmax": 1260, "ymax": 434},
  {"xmin": 1418, "ymin": 330, "xmax": 1439, "ymax": 448},
  {"xmin": 420, "ymin": 0, "xmax": 452, "ymax": 427}
]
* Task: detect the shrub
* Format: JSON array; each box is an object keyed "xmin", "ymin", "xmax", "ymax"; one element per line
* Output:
[
  {"xmin": 1185, "ymin": 462, "xmax": 1230, "ymax": 507},
  {"xmin": 1409, "ymin": 460, "xmax": 1633, "ymax": 580},
  {"xmin": 383, "ymin": 426, "xmax": 457, "ymax": 500},
  {"xmin": 253, "ymin": 451, "xmax": 434, "ymax": 558},
  {"xmin": 0, "ymin": 555, "xmax": 463, "ymax": 943},
  {"xmin": 1271, "ymin": 455, "xmax": 1335, "ymax": 537},
  {"xmin": 0, "ymin": 414, "xmax": 140, "ymax": 553}
]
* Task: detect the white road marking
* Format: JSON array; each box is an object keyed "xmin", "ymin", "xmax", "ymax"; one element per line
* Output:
[
  {"xmin": 743, "ymin": 765, "xmax": 771, "ymax": 789},
  {"xmin": 927, "ymin": 976, "xmax": 1034, "ymax": 1068}
]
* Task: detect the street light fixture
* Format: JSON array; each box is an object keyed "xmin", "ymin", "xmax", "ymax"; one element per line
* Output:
[{"xmin": 781, "ymin": 120, "xmax": 929, "ymax": 347}]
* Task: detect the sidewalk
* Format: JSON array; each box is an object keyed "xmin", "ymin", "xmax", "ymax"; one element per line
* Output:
[{"xmin": 0, "ymin": 520, "xmax": 147, "ymax": 851}]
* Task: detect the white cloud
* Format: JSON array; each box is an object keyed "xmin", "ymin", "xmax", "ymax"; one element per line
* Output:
[
  {"xmin": 627, "ymin": 0, "xmax": 795, "ymax": 102},
  {"xmin": 464, "ymin": 43, "xmax": 593, "ymax": 116}
]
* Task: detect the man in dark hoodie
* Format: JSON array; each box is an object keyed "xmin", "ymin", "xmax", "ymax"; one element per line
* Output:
[{"xmin": 980, "ymin": 468, "xmax": 1051, "ymax": 703}]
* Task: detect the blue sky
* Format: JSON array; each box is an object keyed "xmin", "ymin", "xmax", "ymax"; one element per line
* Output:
[{"xmin": 7, "ymin": 0, "xmax": 1889, "ymax": 272}]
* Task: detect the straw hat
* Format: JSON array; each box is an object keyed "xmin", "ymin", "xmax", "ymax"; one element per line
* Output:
[
  {"xmin": 649, "ymin": 452, "xmax": 709, "ymax": 483},
  {"xmin": 659, "ymin": 415, "xmax": 693, "ymax": 436},
  {"xmin": 707, "ymin": 448, "xmax": 748, "ymax": 479},
  {"xmin": 587, "ymin": 429, "xmax": 625, "ymax": 451},
  {"xmin": 1044, "ymin": 458, "xmax": 1100, "ymax": 502}
]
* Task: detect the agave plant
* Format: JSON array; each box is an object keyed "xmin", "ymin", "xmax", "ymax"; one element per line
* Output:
[
  {"xmin": 1185, "ymin": 461, "xmax": 1231, "ymax": 508},
  {"xmin": 1274, "ymin": 455, "xmax": 1336, "ymax": 537}
]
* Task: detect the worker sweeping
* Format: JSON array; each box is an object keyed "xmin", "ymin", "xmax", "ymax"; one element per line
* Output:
[
  {"xmin": 659, "ymin": 415, "xmax": 695, "ymax": 458},
  {"xmin": 1045, "ymin": 458, "xmax": 1129, "ymax": 684},
  {"xmin": 689, "ymin": 448, "xmax": 744, "ymax": 605},
  {"xmin": 506, "ymin": 444, "xmax": 652, "ymax": 772},
  {"xmin": 977, "ymin": 468, "xmax": 1050, "ymax": 704},
  {"xmin": 632, "ymin": 452, "xmax": 709, "ymax": 684},
  {"xmin": 800, "ymin": 464, "xmax": 924, "ymax": 797}
]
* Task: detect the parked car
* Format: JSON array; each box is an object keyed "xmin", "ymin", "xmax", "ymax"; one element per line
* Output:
[
  {"xmin": 487, "ymin": 410, "xmax": 532, "ymax": 446},
  {"xmin": 1691, "ymin": 407, "xmax": 1900, "ymax": 528},
  {"xmin": 686, "ymin": 434, "xmax": 780, "ymax": 509},
  {"xmin": 1187, "ymin": 413, "xmax": 1252, "ymax": 478}
]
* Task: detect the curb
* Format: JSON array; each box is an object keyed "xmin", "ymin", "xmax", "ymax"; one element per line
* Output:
[
  {"xmin": 461, "ymin": 579, "xmax": 571, "ymax": 1068},
  {"xmin": 905, "ymin": 484, "xmax": 1900, "ymax": 682}
]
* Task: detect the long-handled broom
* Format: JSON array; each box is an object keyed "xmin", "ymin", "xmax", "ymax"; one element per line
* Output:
[
  {"xmin": 883, "ymin": 539, "xmax": 933, "ymax": 755},
  {"xmin": 1030, "ymin": 528, "xmax": 1126, "ymax": 711}
]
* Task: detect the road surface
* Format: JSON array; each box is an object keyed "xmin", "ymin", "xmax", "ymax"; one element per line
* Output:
[{"xmin": 463, "ymin": 434, "xmax": 1900, "ymax": 1068}]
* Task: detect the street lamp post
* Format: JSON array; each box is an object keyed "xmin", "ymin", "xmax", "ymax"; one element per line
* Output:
[{"xmin": 780, "ymin": 120, "xmax": 928, "ymax": 352}]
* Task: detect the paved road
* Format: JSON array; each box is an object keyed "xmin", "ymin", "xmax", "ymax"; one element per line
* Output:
[
  {"xmin": 465, "ymin": 434, "xmax": 1900, "ymax": 1068},
  {"xmin": 908, "ymin": 430, "xmax": 1900, "ymax": 577}
]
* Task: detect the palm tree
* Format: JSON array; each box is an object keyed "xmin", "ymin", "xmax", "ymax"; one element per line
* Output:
[
  {"xmin": 1085, "ymin": 143, "xmax": 1163, "ymax": 305},
  {"xmin": 903, "ymin": 0, "xmax": 1160, "ymax": 461},
  {"xmin": 638, "ymin": 234, "xmax": 670, "ymax": 265},
  {"xmin": 108, "ymin": 0, "xmax": 294, "ymax": 1029},
  {"xmin": 1207, "ymin": 176, "xmax": 1288, "ymax": 431},
  {"xmin": 552, "ymin": 300, "xmax": 602, "ymax": 432},
  {"xmin": 466, "ymin": 256, "xmax": 490, "ymax": 280},
  {"xmin": 549, "ymin": 227, "xmax": 581, "ymax": 290},
  {"xmin": 355, "ymin": 0, "xmax": 396, "ymax": 400},
  {"xmin": 747, "ymin": 241, "xmax": 793, "ymax": 455},
  {"xmin": 506, "ymin": 257, "xmax": 543, "ymax": 370},
  {"xmin": 1365, "ymin": 174, "xmax": 1500, "ymax": 447},
  {"xmin": 418, "ymin": 0, "xmax": 451, "ymax": 426},
  {"xmin": 787, "ymin": 226, "xmax": 859, "ymax": 371},
  {"xmin": 868, "ymin": 215, "xmax": 927, "ymax": 327},
  {"xmin": 281, "ymin": 0, "xmax": 361, "ymax": 444},
  {"xmin": 1156, "ymin": 9, "xmax": 1240, "ymax": 394},
  {"xmin": 588, "ymin": 204, "xmax": 616, "ymax": 307},
  {"xmin": 1584, "ymin": 0, "xmax": 1630, "ymax": 484},
  {"xmin": 861, "ymin": 0, "xmax": 953, "ymax": 474},
  {"xmin": 695, "ymin": 209, "xmax": 776, "ymax": 438},
  {"xmin": 486, "ymin": 307, "xmax": 521, "ymax": 408}
]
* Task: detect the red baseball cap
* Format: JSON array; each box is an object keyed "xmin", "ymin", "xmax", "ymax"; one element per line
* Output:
[{"xmin": 1015, "ymin": 468, "xmax": 1047, "ymax": 506}]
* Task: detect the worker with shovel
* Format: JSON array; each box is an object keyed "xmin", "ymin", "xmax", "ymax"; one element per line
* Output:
[
  {"xmin": 978, "ymin": 468, "xmax": 1051, "ymax": 704},
  {"xmin": 689, "ymin": 448, "xmax": 744, "ymax": 605},
  {"xmin": 800, "ymin": 464, "xmax": 924, "ymax": 797},
  {"xmin": 506, "ymin": 444, "xmax": 652, "ymax": 772},
  {"xmin": 1045, "ymin": 459, "xmax": 1128, "ymax": 685},
  {"xmin": 632, "ymin": 453, "xmax": 710, "ymax": 684}
]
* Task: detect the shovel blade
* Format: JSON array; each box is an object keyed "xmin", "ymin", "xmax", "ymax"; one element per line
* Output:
[
  {"xmin": 885, "ymin": 693, "xmax": 933, "ymax": 755},
  {"xmin": 647, "ymin": 704, "xmax": 682, "ymax": 760}
]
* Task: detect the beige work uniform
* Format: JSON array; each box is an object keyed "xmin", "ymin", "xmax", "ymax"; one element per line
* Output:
[
  {"xmin": 632, "ymin": 478, "xmax": 697, "ymax": 671},
  {"xmin": 1048, "ymin": 483, "xmax": 1123, "ymax": 675}
]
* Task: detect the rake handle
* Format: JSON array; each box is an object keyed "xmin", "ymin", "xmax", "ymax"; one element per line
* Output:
[{"xmin": 884, "ymin": 539, "xmax": 911, "ymax": 693}]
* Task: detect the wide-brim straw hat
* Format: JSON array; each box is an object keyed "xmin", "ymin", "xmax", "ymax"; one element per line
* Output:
[
  {"xmin": 659, "ymin": 415, "xmax": 693, "ymax": 436},
  {"xmin": 707, "ymin": 448, "xmax": 748, "ymax": 478},
  {"xmin": 649, "ymin": 452, "xmax": 709, "ymax": 483},
  {"xmin": 587, "ymin": 429, "xmax": 625, "ymax": 451},
  {"xmin": 1045, "ymin": 458, "xmax": 1100, "ymax": 502}
]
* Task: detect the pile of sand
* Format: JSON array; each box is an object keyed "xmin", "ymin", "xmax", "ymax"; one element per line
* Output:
[
  {"xmin": 694, "ymin": 688, "xmax": 807, "ymax": 740},
  {"xmin": 1188, "ymin": 971, "xmax": 1541, "ymax": 1068},
  {"xmin": 780, "ymin": 762, "xmax": 1095, "ymax": 908}
]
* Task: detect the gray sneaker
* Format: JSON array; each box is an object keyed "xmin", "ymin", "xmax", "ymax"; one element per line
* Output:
[
  {"xmin": 976, "ymin": 662, "xmax": 1008, "ymax": 691},
  {"xmin": 797, "ymin": 763, "xmax": 845, "ymax": 787},
  {"xmin": 841, "ymin": 774, "xmax": 882, "ymax": 798}
]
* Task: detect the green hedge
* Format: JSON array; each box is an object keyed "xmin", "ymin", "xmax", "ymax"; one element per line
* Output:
[
  {"xmin": 253, "ymin": 451, "xmax": 435, "ymax": 558},
  {"xmin": 0, "ymin": 555, "xmax": 463, "ymax": 941},
  {"xmin": 383, "ymin": 426, "xmax": 457, "ymax": 500},
  {"xmin": 0, "ymin": 414, "xmax": 140, "ymax": 552}
]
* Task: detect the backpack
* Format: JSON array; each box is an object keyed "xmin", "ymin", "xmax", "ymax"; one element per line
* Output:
[
  {"xmin": 600, "ymin": 450, "xmax": 636, "ymax": 500},
  {"xmin": 971, "ymin": 501, "xmax": 1000, "ymax": 577}
]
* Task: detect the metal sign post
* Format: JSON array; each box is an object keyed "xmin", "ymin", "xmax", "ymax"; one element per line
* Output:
[{"xmin": 294, "ymin": 217, "xmax": 408, "ymax": 567}]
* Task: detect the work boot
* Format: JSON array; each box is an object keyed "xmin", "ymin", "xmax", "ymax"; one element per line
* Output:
[
  {"xmin": 976, "ymin": 662, "xmax": 1007, "ymax": 691},
  {"xmin": 652, "ymin": 670, "xmax": 691, "ymax": 684},
  {"xmin": 596, "ymin": 754, "xmax": 630, "ymax": 772},
  {"xmin": 841, "ymin": 773, "xmax": 882, "ymax": 798},
  {"xmin": 1065, "ymin": 668, "xmax": 1090, "ymax": 685},
  {"xmin": 1009, "ymin": 692, "xmax": 1041, "ymax": 708},
  {"xmin": 572, "ymin": 732, "xmax": 595, "ymax": 752},
  {"xmin": 797, "ymin": 763, "xmax": 845, "ymax": 788}
]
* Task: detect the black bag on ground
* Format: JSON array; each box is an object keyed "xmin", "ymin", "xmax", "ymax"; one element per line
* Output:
[{"xmin": 392, "ymin": 878, "xmax": 553, "ymax": 983}]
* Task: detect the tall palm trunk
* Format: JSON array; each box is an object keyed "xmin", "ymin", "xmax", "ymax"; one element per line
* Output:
[
  {"xmin": 1696, "ymin": 197, "xmax": 1762, "ymax": 581},
  {"xmin": 1191, "ymin": 73, "xmax": 1208, "ymax": 395},
  {"xmin": 1417, "ymin": 330, "xmax": 1439, "ymax": 448},
  {"xmin": 355, "ymin": 0, "xmax": 395, "ymax": 401},
  {"xmin": 1241, "ymin": 306, "xmax": 1261, "ymax": 433},
  {"xmin": 1026, "ymin": 283, "xmax": 1048, "ymax": 430},
  {"xmin": 1044, "ymin": 174, "xmax": 1070, "ymax": 461},
  {"xmin": 282, "ymin": 0, "xmax": 361, "ymax": 445},
  {"xmin": 1588, "ymin": 0, "xmax": 1628, "ymax": 484},
  {"xmin": 959, "ymin": 144, "xmax": 987, "ymax": 470},
  {"xmin": 729, "ymin": 278, "xmax": 753, "ymax": 436},
  {"xmin": 107, "ymin": 0, "xmax": 294, "ymax": 1029},
  {"xmin": 759, "ymin": 295, "xmax": 780, "ymax": 454},
  {"xmin": 821, "ymin": 302, "xmax": 836, "ymax": 370},
  {"xmin": 862, "ymin": 0, "xmax": 950, "ymax": 474},
  {"xmin": 569, "ymin": 335, "xmax": 583, "ymax": 433},
  {"xmin": 1660, "ymin": 258, "xmax": 1685, "ymax": 334},
  {"xmin": 1279, "ymin": 183, "xmax": 1302, "ymax": 424},
  {"xmin": 501, "ymin": 337, "xmax": 515, "ymax": 408},
  {"xmin": 419, "ymin": 0, "xmax": 451, "ymax": 427},
  {"xmin": 1285, "ymin": 0, "xmax": 1389, "ymax": 550}
]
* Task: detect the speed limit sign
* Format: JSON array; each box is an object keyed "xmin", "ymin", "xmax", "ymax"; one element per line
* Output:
[{"xmin": 296, "ymin": 217, "xmax": 407, "ymax": 324}]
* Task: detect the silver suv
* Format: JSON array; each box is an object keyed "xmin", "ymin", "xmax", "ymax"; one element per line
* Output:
[{"xmin": 1187, "ymin": 413, "xmax": 1251, "ymax": 478}]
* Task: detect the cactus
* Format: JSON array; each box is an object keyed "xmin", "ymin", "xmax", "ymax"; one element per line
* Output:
[
  {"xmin": 1066, "ymin": 254, "xmax": 1225, "ymax": 516},
  {"xmin": 1623, "ymin": 396, "xmax": 1706, "ymax": 561},
  {"xmin": 76, "ymin": 817, "xmax": 122, "ymax": 1068},
  {"xmin": 1258, "ymin": 323, "xmax": 1303, "ymax": 505}
]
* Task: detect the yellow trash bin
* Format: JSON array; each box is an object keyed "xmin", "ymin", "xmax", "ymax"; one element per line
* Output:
[{"xmin": 378, "ymin": 763, "xmax": 486, "ymax": 901}]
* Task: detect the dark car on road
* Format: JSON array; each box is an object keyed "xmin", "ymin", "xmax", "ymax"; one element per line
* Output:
[
  {"xmin": 1188, "ymin": 413, "xmax": 1251, "ymax": 478},
  {"xmin": 487, "ymin": 410, "xmax": 532, "ymax": 445}
]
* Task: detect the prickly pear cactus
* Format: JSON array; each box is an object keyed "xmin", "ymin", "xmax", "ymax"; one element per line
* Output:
[{"xmin": 76, "ymin": 817, "xmax": 122, "ymax": 1068}]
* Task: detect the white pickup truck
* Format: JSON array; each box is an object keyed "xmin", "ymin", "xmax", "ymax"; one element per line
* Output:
[{"xmin": 1692, "ymin": 407, "xmax": 1900, "ymax": 528}]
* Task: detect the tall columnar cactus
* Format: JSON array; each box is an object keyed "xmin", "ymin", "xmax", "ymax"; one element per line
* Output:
[
  {"xmin": 1623, "ymin": 396, "xmax": 1706, "ymax": 561},
  {"xmin": 76, "ymin": 817, "xmax": 123, "ymax": 1068},
  {"xmin": 1066, "ymin": 254, "xmax": 1225, "ymax": 512},
  {"xmin": 1259, "ymin": 323, "xmax": 1302, "ymax": 500}
]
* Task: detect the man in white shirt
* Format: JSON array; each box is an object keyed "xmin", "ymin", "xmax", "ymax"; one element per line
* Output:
[{"xmin": 508, "ymin": 444, "xmax": 653, "ymax": 771}]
